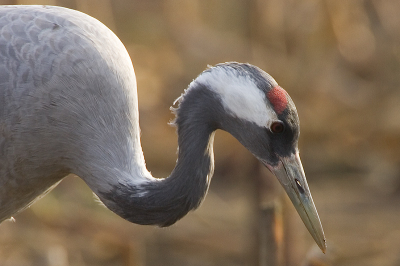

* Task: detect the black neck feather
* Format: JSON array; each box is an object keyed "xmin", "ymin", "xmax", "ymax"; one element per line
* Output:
[{"xmin": 101, "ymin": 85, "xmax": 221, "ymax": 226}]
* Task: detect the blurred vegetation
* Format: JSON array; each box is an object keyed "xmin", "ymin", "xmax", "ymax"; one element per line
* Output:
[{"xmin": 1, "ymin": 0, "xmax": 400, "ymax": 265}]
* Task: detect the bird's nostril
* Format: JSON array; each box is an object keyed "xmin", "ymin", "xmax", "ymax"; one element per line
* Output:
[{"xmin": 295, "ymin": 179, "xmax": 305, "ymax": 194}]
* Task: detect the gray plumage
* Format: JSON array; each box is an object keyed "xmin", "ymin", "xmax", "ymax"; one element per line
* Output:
[
  {"xmin": 0, "ymin": 5, "xmax": 146, "ymax": 221},
  {"xmin": 0, "ymin": 5, "xmax": 326, "ymax": 251}
]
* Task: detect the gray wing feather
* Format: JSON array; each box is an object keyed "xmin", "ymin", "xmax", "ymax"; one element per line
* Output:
[{"xmin": 0, "ymin": 6, "xmax": 139, "ymax": 221}]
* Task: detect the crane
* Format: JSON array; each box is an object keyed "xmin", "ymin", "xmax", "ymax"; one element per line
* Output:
[{"xmin": 0, "ymin": 5, "xmax": 326, "ymax": 252}]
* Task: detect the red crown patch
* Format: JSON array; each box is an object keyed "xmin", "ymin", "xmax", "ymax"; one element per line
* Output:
[{"xmin": 267, "ymin": 86, "xmax": 288, "ymax": 114}]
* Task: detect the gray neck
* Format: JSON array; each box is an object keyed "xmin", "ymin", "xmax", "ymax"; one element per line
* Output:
[{"xmin": 98, "ymin": 85, "xmax": 220, "ymax": 226}]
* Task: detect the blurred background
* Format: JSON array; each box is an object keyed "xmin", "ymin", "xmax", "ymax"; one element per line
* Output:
[{"xmin": 1, "ymin": 0, "xmax": 400, "ymax": 265}]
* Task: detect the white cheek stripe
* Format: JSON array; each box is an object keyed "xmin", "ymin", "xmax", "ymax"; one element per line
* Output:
[{"xmin": 193, "ymin": 68, "xmax": 278, "ymax": 127}]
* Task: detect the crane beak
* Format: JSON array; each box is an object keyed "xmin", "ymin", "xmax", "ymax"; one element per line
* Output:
[{"xmin": 266, "ymin": 152, "xmax": 326, "ymax": 253}]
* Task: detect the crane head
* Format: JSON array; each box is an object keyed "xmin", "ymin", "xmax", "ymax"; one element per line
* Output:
[{"xmin": 191, "ymin": 62, "xmax": 326, "ymax": 253}]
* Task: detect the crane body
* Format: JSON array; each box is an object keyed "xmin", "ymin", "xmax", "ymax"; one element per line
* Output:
[{"xmin": 0, "ymin": 5, "xmax": 148, "ymax": 221}]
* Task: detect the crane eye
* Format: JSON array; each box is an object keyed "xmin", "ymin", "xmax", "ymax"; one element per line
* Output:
[{"xmin": 270, "ymin": 121, "xmax": 285, "ymax": 134}]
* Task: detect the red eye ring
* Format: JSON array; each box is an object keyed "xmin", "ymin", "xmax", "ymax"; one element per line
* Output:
[{"xmin": 270, "ymin": 121, "xmax": 285, "ymax": 134}]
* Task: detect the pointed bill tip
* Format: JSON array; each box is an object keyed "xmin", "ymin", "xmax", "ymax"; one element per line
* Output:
[
  {"xmin": 316, "ymin": 233, "xmax": 327, "ymax": 254},
  {"xmin": 321, "ymin": 243, "xmax": 327, "ymax": 254}
]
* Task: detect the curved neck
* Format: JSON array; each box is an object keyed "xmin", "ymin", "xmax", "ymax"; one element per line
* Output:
[{"xmin": 93, "ymin": 85, "xmax": 220, "ymax": 226}]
